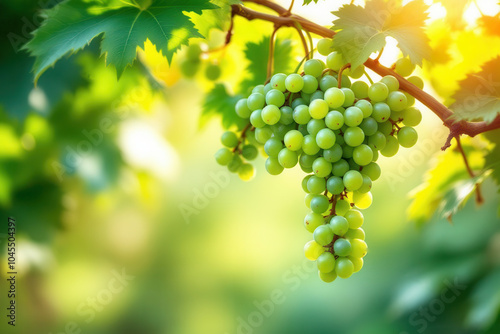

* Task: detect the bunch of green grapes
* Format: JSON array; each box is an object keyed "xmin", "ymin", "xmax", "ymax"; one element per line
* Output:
[
  {"xmin": 179, "ymin": 43, "xmax": 222, "ymax": 81},
  {"xmin": 216, "ymin": 38, "xmax": 423, "ymax": 282}
]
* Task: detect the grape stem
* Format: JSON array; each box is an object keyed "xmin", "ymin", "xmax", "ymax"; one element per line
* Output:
[
  {"xmin": 337, "ymin": 64, "xmax": 351, "ymax": 89},
  {"xmin": 233, "ymin": 122, "xmax": 254, "ymax": 153},
  {"xmin": 266, "ymin": 26, "xmax": 280, "ymax": 83},
  {"xmin": 232, "ymin": 0, "xmax": 500, "ymax": 144},
  {"xmin": 455, "ymin": 136, "xmax": 484, "ymax": 204}
]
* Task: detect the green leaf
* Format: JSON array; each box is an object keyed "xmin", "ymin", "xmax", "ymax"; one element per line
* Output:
[
  {"xmin": 201, "ymin": 83, "xmax": 247, "ymax": 129},
  {"xmin": 483, "ymin": 129, "xmax": 500, "ymax": 189},
  {"xmin": 188, "ymin": 0, "xmax": 241, "ymax": 38},
  {"xmin": 239, "ymin": 36, "xmax": 294, "ymax": 94},
  {"xmin": 450, "ymin": 57, "xmax": 500, "ymax": 124},
  {"xmin": 24, "ymin": 0, "xmax": 217, "ymax": 82},
  {"xmin": 466, "ymin": 268, "xmax": 500, "ymax": 330},
  {"xmin": 303, "ymin": 0, "xmax": 321, "ymax": 5},
  {"xmin": 331, "ymin": 0, "xmax": 431, "ymax": 69}
]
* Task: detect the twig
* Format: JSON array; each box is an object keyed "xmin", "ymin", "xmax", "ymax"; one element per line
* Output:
[
  {"xmin": 455, "ymin": 136, "xmax": 484, "ymax": 204},
  {"xmin": 337, "ymin": 64, "xmax": 351, "ymax": 88},
  {"xmin": 267, "ymin": 26, "xmax": 280, "ymax": 83}
]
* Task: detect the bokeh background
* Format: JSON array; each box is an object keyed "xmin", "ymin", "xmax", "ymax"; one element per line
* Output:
[{"xmin": 1, "ymin": 1, "xmax": 500, "ymax": 334}]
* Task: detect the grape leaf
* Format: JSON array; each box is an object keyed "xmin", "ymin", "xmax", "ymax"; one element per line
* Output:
[
  {"xmin": 303, "ymin": 0, "xmax": 321, "ymax": 5},
  {"xmin": 201, "ymin": 83, "xmax": 247, "ymax": 129},
  {"xmin": 239, "ymin": 36, "xmax": 294, "ymax": 94},
  {"xmin": 189, "ymin": 0, "xmax": 241, "ymax": 38},
  {"xmin": 479, "ymin": 15, "xmax": 500, "ymax": 37},
  {"xmin": 483, "ymin": 129, "xmax": 500, "ymax": 190},
  {"xmin": 24, "ymin": 0, "xmax": 217, "ymax": 82},
  {"xmin": 436, "ymin": 0, "xmax": 471, "ymax": 30},
  {"xmin": 450, "ymin": 57, "xmax": 500, "ymax": 124},
  {"xmin": 331, "ymin": 0, "xmax": 431, "ymax": 69},
  {"xmin": 466, "ymin": 268, "xmax": 500, "ymax": 330}
]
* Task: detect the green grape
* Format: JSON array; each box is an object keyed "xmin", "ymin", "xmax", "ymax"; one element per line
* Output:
[
  {"xmin": 390, "ymin": 110, "xmax": 403, "ymax": 122},
  {"xmin": 265, "ymin": 157, "xmax": 284, "ymax": 175},
  {"xmin": 261, "ymin": 105, "xmax": 281, "ymax": 125},
  {"xmin": 368, "ymin": 82, "xmax": 389, "ymax": 102},
  {"xmin": 305, "ymin": 193, "xmax": 314, "ymax": 208},
  {"xmin": 323, "ymin": 144, "xmax": 343, "ymax": 163},
  {"xmin": 398, "ymin": 126, "xmax": 418, "ymax": 148},
  {"xmin": 304, "ymin": 240, "xmax": 325, "ymax": 261},
  {"xmin": 270, "ymin": 73, "xmax": 287, "ymax": 92},
  {"xmin": 344, "ymin": 127, "xmax": 365, "ymax": 147},
  {"xmin": 301, "ymin": 92, "xmax": 312, "ymax": 104},
  {"xmin": 186, "ymin": 43, "xmax": 202, "ymax": 61},
  {"xmin": 285, "ymin": 74, "xmax": 304, "ymax": 92},
  {"xmin": 342, "ymin": 145, "xmax": 354, "ymax": 159},
  {"xmin": 349, "ymin": 65, "xmax": 365, "ymax": 79},
  {"xmin": 395, "ymin": 58, "xmax": 415, "ymax": 77},
  {"xmin": 344, "ymin": 209, "xmax": 363, "ymax": 229},
  {"xmin": 312, "ymin": 157, "xmax": 333, "ymax": 177},
  {"xmin": 408, "ymin": 76, "xmax": 424, "ymax": 89},
  {"xmin": 352, "ymin": 144, "xmax": 373, "ymax": 166},
  {"xmin": 319, "ymin": 270, "xmax": 337, "ymax": 283},
  {"xmin": 317, "ymin": 38, "xmax": 334, "ymax": 56},
  {"xmin": 349, "ymin": 256, "xmax": 363, "ymax": 272},
  {"xmin": 359, "ymin": 117, "xmax": 378, "ymax": 136},
  {"xmin": 252, "ymin": 85, "xmax": 265, "ymax": 95},
  {"xmin": 325, "ymin": 110, "xmax": 344, "ymax": 130},
  {"xmin": 302, "ymin": 75, "xmax": 319, "ymax": 94},
  {"xmin": 265, "ymin": 89, "xmax": 285, "ymax": 107},
  {"xmin": 336, "ymin": 130, "xmax": 345, "ymax": 145},
  {"xmin": 235, "ymin": 98, "xmax": 251, "ymax": 118},
  {"xmin": 255, "ymin": 127, "xmax": 273, "ymax": 144},
  {"xmin": 402, "ymin": 107, "xmax": 422, "ymax": 126},
  {"xmin": 326, "ymin": 51, "xmax": 344, "ymax": 71},
  {"xmin": 238, "ymin": 163, "xmax": 255, "ymax": 181},
  {"xmin": 343, "ymin": 170, "xmax": 363, "ymax": 191},
  {"xmin": 304, "ymin": 212, "xmax": 325, "ymax": 233},
  {"xmin": 353, "ymin": 191, "xmax": 373, "ymax": 209},
  {"xmin": 332, "ymin": 159, "xmax": 349, "ymax": 177},
  {"xmin": 311, "ymin": 194, "xmax": 330, "ymax": 214},
  {"xmin": 300, "ymin": 153, "xmax": 316, "ymax": 170},
  {"xmin": 264, "ymin": 82, "xmax": 273, "ymax": 94},
  {"xmin": 309, "ymin": 99, "xmax": 329, "ymax": 119},
  {"xmin": 380, "ymin": 75, "xmax": 399, "ymax": 91},
  {"xmin": 344, "ymin": 107, "xmax": 364, "ymax": 127},
  {"xmin": 335, "ymin": 257, "xmax": 354, "ymax": 278},
  {"xmin": 338, "ymin": 74, "xmax": 351, "ymax": 88},
  {"xmin": 278, "ymin": 148, "xmax": 298, "ymax": 168},
  {"xmin": 304, "ymin": 59, "xmax": 324, "ymax": 77},
  {"xmin": 355, "ymin": 100, "xmax": 372, "ymax": 118},
  {"xmin": 250, "ymin": 109, "xmax": 266, "ymax": 128},
  {"xmin": 241, "ymin": 144, "xmax": 258, "ymax": 160},
  {"xmin": 271, "ymin": 124, "xmax": 290, "ymax": 141},
  {"xmin": 316, "ymin": 128, "xmax": 336, "ymax": 149},
  {"xmin": 380, "ymin": 135, "xmax": 399, "ymax": 157},
  {"xmin": 348, "ymin": 158, "xmax": 360, "ymax": 171},
  {"xmin": 377, "ymin": 120, "xmax": 393, "ymax": 136},
  {"xmin": 368, "ymin": 131, "xmax": 386, "ymax": 150},
  {"xmin": 277, "ymin": 106, "xmax": 293, "ymax": 125},
  {"xmin": 351, "ymin": 81, "xmax": 369, "ymax": 99},
  {"xmin": 405, "ymin": 92, "xmax": 415, "ymax": 106},
  {"xmin": 345, "ymin": 228, "xmax": 365, "ymax": 240},
  {"xmin": 307, "ymin": 119, "xmax": 326, "ymax": 136},
  {"xmin": 227, "ymin": 154, "xmax": 243, "ymax": 173},
  {"xmin": 293, "ymin": 105, "xmax": 311, "ymax": 124},
  {"xmin": 335, "ymin": 199, "xmax": 351, "ymax": 216},
  {"xmin": 307, "ymin": 176, "xmax": 327, "ymax": 194},
  {"xmin": 326, "ymin": 176, "xmax": 343, "ymax": 195},
  {"xmin": 329, "ymin": 215, "xmax": 349, "ymax": 236},
  {"xmin": 284, "ymin": 130, "xmax": 304, "ymax": 151},
  {"xmin": 324, "ymin": 88, "xmax": 345, "ymax": 109},
  {"xmin": 350, "ymin": 239, "xmax": 368, "ymax": 258},
  {"xmin": 292, "ymin": 97, "xmax": 306, "ymax": 109},
  {"xmin": 221, "ymin": 131, "xmax": 239, "ymax": 148},
  {"xmin": 317, "ymin": 252, "xmax": 336, "ymax": 273},
  {"xmin": 302, "ymin": 175, "xmax": 312, "ymax": 193},
  {"xmin": 302, "ymin": 135, "xmax": 321, "ymax": 155},
  {"xmin": 341, "ymin": 88, "xmax": 355, "ymax": 107},
  {"xmin": 320, "ymin": 75, "xmax": 338, "ymax": 91},
  {"xmin": 361, "ymin": 162, "xmax": 381, "ymax": 181},
  {"xmin": 247, "ymin": 94, "xmax": 265, "ymax": 112},
  {"xmin": 387, "ymin": 91, "xmax": 408, "ymax": 112},
  {"xmin": 215, "ymin": 148, "xmax": 233, "ymax": 166},
  {"xmin": 372, "ymin": 102, "xmax": 391, "ymax": 122},
  {"xmin": 205, "ymin": 63, "xmax": 221, "ymax": 81},
  {"xmin": 180, "ymin": 59, "xmax": 200, "ymax": 78},
  {"xmin": 311, "ymin": 90, "xmax": 325, "ymax": 101},
  {"xmin": 334, "ymin": 238, "xmax": 352, "ymax": 256}
]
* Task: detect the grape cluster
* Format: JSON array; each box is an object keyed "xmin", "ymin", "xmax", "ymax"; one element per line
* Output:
[
  {"xmin": 180, "ymin": 43, "xmax": 221, "ymax": 81},
  {"xmin": 216, "ymin": 38, "xmax": 422, "ymax": 282}
]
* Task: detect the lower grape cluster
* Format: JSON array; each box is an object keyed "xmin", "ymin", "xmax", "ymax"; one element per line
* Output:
[{"xmin": 215, "ymin": 43, "xmax": 422, "ymax": 283}]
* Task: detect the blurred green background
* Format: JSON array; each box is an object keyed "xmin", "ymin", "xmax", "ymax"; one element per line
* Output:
[{"xmin": 1, "ymin": 1, "xmax": 500, "ymax": 334}]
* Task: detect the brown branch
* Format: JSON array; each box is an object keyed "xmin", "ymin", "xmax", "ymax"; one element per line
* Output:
[
  {"xmin": 233, "ymin": 1, "xmax": 500, "ymax": 140},
  {"xmin": 455, "ymin": 136, "xmax": 484, "ymax": 204}
]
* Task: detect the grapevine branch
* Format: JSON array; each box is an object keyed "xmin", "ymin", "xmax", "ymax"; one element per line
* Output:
[{"xmin": 232, "ymin": 0, "xmax": 500, "ymax": 142}]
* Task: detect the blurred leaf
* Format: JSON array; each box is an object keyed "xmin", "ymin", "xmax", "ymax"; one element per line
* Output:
[
  {"xmin": 426, "ymin": 20, "xmax": 452, "ymax": 65},
  {"xmin": 189, "ymin": 0, "xmax": 241, "ymax": 38},
  {"xmin": 332, "ymin": 0, "xmax": 431, "ymax": 69},
  {"xmin": 450, "ymin": 57, "xmax": 500, "ymax": 123},
  {"xmin": 483, "ymin": 129, "xmax": 500, "ymax": 190},
  {"xmin": 24, "ymin": 0, "xmax": 217, "ymax": 81},
  {"xmin": 239, "ymin": 36, "xmax": 294, "ymax": 94},
  {"xmin": 436, "ymin": 0, "xmax": 471, "ymax": 30},
  {"xmin": 303, "ymin": 0, "xmax": 322, "ymax": 4},
  {"xmin": 201, "ymin": 83, "xmax": 247, "ymax": 129},
  {"xmin": 466, "ymin": 268, "xmax": 500, "ymax": 330},
  {"xmin": 479, "ymin": 15, "xmax": 500, "ymax": 37},
  {"xmin": 408, "ymin": 142, "xmax": 485, "ymax": 225}
]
